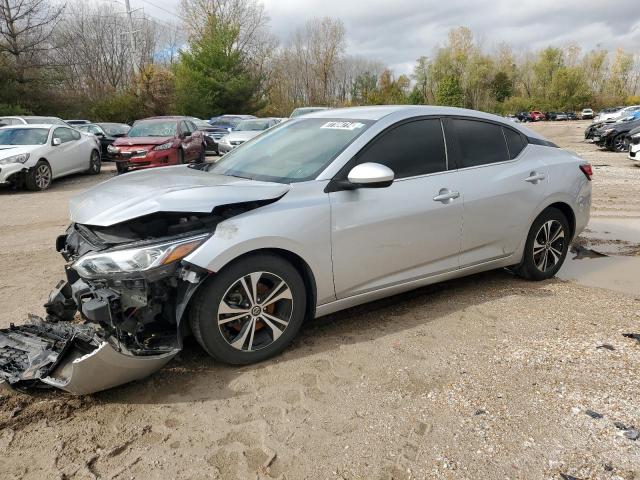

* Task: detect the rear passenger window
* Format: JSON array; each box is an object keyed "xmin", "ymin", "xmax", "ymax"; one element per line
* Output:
[
  {"xmin": 357, "ymin": 119, "xmax": 446, "ymax": 179},
  {"xmin": 503, "ymin": 127, "xmax": 526, "ymax": 159},
  {"xmin": 451, "ymin": 119, "xmax": 509, "ymax": 168}
]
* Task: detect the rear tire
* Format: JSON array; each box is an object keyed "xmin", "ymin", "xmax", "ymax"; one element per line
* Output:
[
  {"xmin": 25, "ymin": 160, "xmax": 52, "ymax": 191},
  {"xmin": 512, "ymin": 208, "xmax": 570, "ymax": 281},
  {"xmin": 177, "ymin": 149, "xmax": 185, "ymax": 164},
  {"xmin": 197, "ymin": 144, "xmax": 206, "ymax": 163},
  {"xmin": 189, "ymin": 254, "xmax": 307, "ymax": 365}
]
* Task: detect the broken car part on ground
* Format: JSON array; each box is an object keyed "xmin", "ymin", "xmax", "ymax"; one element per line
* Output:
[{"xmin": 0, "ymin": 166, "xmax": 288, "ymax": 394}]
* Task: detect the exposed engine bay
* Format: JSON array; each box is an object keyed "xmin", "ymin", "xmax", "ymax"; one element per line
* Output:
[{"xmin": 0, "ymin": 201, "xmax": 272, "ymax": 395}]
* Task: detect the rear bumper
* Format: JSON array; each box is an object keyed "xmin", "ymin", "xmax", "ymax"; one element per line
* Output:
[{"xmin": 629, "ymin": 143, "xmax": 640, "ymax": 162}]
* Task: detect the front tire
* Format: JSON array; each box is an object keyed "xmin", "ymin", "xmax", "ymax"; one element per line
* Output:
[
  {"xmin": 116, "ymin": 162, "xmax": 129, "ymax": 174},
  {"xmin": 25, "ymin": 160, "xmax": 52, "ymax": 191},
  {"xmin": 189, "ymin": 254, "xmax": 307, "ymax": 365},
  {"xmin": 512, "ymin": 208, "xmax": 570, "ymax": 281},
  {"xmin": 611, "ymin": 133, "xmax": 627, "ymax": 152},
  {"xmin": 87, "ymin": 150, "xmax": 101, "ymax": 174}
]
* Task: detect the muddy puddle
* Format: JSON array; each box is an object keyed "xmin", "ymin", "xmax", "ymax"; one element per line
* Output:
[
  {"xmin": 578, "ymin": 217, "xmax": 640, "ymax": 255},
  {"xmin": 558, "ymin": 247, "xmax": 640, "ymax": 296}
]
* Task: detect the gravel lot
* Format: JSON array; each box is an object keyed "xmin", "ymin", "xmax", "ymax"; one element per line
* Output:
[{"xmin": 1, "ymin": 122, "xmax": 639, "ymax": 480}]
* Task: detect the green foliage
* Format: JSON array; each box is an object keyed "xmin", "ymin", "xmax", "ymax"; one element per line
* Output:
[
  {"xmin": 0, "ymin": 103, "xmax": 32, "ymax": 115},
  {"xmin": 491, "ymin": 71, "xmax": 513, "ymax": 103},
  {"xmin": 173, "ymin": 19, "xmax": 265, "ymax": 118},
  {"xmin": 408, "ymin": 86, "xmax": 425, "ymax": 105},
  {"xmin": 435, "ymin": 76, "xmax": 464, "ymax": 107}
]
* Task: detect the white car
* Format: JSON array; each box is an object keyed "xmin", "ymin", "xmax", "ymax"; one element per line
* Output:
[
  {"xmin": 0, "ymin": 115, "xmax": 67, "ymax": 126},
  {"xmin": 594, "ymin": 106, "xmax": 640, "ymax": 123},
  {"xmin": 217, "ymin": 118, "xmax": 282, "ymax": 154},
  {"xmin": 628, "ymin": 128, "xmax": 640, "ymax": 163},
  {"xmin": 0, "ymin": 124, "xmax": 101, "ymax": 191}
]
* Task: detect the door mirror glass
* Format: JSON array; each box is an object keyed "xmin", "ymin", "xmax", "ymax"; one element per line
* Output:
[
  {"xmin": 347, "ymin": 162, "xmax": 394, "ymax": 188},
  {"xmin": 52, "ymin": 137, "xmax": 62, "ymax": 146}
]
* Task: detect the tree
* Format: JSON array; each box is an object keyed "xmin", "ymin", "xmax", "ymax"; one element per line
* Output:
[
  {"xmin": 491, "ymin": 71, "xmax": 512, "ymax": 103},
  {"xmin": 174, "ymin": 20, "xmax": 265, "ymax": 118},
  {"xmin": 0, "ymin": 0, "xmax": 64, "ymax": 110},
  {"xmin": 435, "ymin": 75, "xmax": 463, "ymax": 107}
]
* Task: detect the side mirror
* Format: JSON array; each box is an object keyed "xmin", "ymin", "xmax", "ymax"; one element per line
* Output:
[
  {"xmin": 347, "ymin": 162, "xmax": 394, "ymax": 188},
  {"xmin": 52, "ymin": 138, "xmax": 62, "ymax": 146}
]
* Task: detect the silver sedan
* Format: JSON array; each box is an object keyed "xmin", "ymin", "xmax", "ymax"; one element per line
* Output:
[{"xmin": 1, "ymin": 106, "xmax": 592, "ymax": 393}]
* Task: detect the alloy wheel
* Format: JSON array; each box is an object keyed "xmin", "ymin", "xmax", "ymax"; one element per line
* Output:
[
  {"xmin": 614, "ymin": 135, "xmax": 627, "ymax": 152},
  {"xmin": 533, "ymin": 220, "xmax": 565, "ymax": 272},
  {"xmin": 91, "ymin": 151, "xmax": 100, "ymax": 172},
  {"xmin": 217, "ymin": 271, "xmax": 293, "ymax": 352},
  {"xmin": 35, "ymin": 164, "xmax": 51, "ymax": 189}
]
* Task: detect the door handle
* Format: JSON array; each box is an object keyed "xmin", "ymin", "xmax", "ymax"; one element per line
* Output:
[
  {"xmin": 525, "ymin": 172, "xmax": 546, "ymax": 183},
  {"xmin": 433, "ymin": 189, "xmax": 460, "ymax": 203}
]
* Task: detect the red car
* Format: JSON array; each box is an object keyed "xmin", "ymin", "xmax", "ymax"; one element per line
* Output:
[
  {"xmin": 109, "ymin": 116, "xmax": 206, "ymax": 173},
  {"xmin": 530, "ymin": 111, "xmax": 546, "ymax": 122}
]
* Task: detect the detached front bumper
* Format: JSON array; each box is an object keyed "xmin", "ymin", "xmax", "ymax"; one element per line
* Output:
[
  {"xmin": 0, "ymin": 162, "xmax": 28, "ymax": 185},
  {"xmin": 113, "ymin": 147, "xmax": 179, "ymax": 171},
  {"xmin": 0, "ymin": 318, "xmax": 178, "ymax": 395}
]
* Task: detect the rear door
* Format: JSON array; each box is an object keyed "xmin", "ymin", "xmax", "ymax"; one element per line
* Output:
[
  {"xmin": 330, "ymin": 118, "xmax": 463, "ymax": 298},
  {"xmin": 444, "ymin": 117, "xmax": 548, "ymax": 267}
]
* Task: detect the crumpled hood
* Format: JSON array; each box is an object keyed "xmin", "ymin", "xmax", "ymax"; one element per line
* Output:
[
  {"xmin": 69, "ymin": 165, "xmax": 290, "ymax": 226},
  {"xmin": 0, "ymin": 145, "xmax": 37, "ymax": 157}
]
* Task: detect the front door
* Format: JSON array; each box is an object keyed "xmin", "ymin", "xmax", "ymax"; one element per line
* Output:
[{"xmin": 329, "ymin": 118, "xmax": 463, "ymax": 299}]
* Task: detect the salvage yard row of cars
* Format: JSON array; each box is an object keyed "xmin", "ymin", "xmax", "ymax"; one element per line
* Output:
[
  {"xmin": 0, "ymin": 113, "xmax": 287, "ymax": 190},
  {"xmin": 582, "ymin": 105, "xmax": 640, "ymax": 161},
  {"xmin": 0, "ymin": 105, "xmax": 593, "ymax": 394}
]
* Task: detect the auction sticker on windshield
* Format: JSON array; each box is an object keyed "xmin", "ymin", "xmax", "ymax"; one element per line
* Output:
[{"xmin": 321, "ymin": 121, "xmax": 365, "ymax": 130}]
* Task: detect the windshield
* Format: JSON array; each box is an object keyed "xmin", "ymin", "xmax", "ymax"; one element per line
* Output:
[
  {"xmin": 0, "ymin": 128, "xmax": 49, "ymax": 145},
  {"xmin": 192, "ymin": 119, "xmax": 211, "ymax": 129},
  {"xmin": 208, "ymin": 118, "xmax": 372, "ymax": 183},
  {"xmin": 235, "ymin": 119, "xmax": 272, "ymax": 131},
  {"xmin": 211, "ymin": 119, "xmax": 240, "ymax": 129},
  {"xmin": 128, "ymin": 120, "xmax": 176, "ymax": 137},
  {"xmin": 101, "ymin": 123, "xmax": 130, "ymax": 136}
]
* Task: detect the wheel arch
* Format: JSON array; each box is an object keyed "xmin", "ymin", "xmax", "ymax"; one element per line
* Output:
[
  {"xmin": 177, "ymin": 247, "xmax": 318, "ymax": 342},
  {"xmin": 542, "ymin": 201, "xmax": 576, "ymax": 240},
  {"xmin": 214, "ymin": 247, "xmax": 318, "ymax": 321}
]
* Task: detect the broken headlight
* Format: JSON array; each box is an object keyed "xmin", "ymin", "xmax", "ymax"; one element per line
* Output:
[{"xmin": 72, "ymin": 234, "xmax": 208, "ymax": 278}]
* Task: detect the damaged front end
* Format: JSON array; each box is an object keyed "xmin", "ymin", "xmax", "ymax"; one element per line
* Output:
[{"xmin": 0, "ymin": 212, "xmax": 223, "ymax": 395}]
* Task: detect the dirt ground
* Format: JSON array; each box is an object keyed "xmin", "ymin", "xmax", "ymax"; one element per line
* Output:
[{"xmin": 1, "ymin": 122, "xmax": 639, "ymax": 480}]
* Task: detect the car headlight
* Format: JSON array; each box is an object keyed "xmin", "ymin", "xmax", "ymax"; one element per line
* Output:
[
  {"xmin": 107, "ymin": 145, "xmax": 120, "ymax": 154},
  {"xmin": 219, "ymin": 135, "xmax": 230, "ymax": 145},
  {"xmin": 73, "ymin": 234, "xmax": 208, "ymax": 278},
  {"xmin": 0, "ymin": 153, "xmax": 30, "ymax": 165},
  {"xmin": 154, "ymin": 141, "xmax": 174, "ymax": 151},
  {"xmin": 603, "ymin": 128, "xmax": 615, "ymax": 136}
]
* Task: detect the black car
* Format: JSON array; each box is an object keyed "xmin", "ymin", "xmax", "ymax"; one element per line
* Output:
[
  {"xmin": 188, "ymin": 118, "xmax": 220, "ymax": 154},
  {"xmin": 593, "ymin": 117, "xmax": 640, "ymax": 152},
  {"xmin": 76, "ymin": 123, "xmax": 131, "ymax": 159},
  {"xmin": 566, "ymin": 112, "xmax": 578, "ymax": 121},
  {"xmin": 515, "ymin": 111, "xmax": 532, "ymax": 122},
  {"xmin": 546, "ymin": 111, "xmax": 559, "ymax": 121}
]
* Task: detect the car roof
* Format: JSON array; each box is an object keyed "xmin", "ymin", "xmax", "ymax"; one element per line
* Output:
[
  {"xmin": 0, "ymin": 124, "xmax": 53, "ymax": 129},
  {"xmin": 303, "ymin": 105, "xmax": 546, "ymax": 139}
]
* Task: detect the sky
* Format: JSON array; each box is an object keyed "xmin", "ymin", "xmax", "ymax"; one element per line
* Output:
[{"xmin": 130, "ymin": 0, "xmax": 640, "ymax": 74}]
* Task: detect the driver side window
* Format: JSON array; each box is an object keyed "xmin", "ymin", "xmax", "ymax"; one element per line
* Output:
[
  {"xmin": 354, "ymin": 118, "xmax": 447, "ymax": 179},
  {"xmin": 53, "ymin": 127, "xmax": 76, "ymax": 144}
]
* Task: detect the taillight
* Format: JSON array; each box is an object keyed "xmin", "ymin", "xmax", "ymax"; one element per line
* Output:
[{"xmin": 579, "ymin": 163, "xmax": 593, "ymax": 181}]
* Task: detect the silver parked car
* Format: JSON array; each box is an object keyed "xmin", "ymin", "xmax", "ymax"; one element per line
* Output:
[
  {"xmin": 0, "ymin": 106, "xmax": 592, "ymax": 394},
  {"xmin": 217, "ymin": 117, "xmax": 282, "ymax": 154}
]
